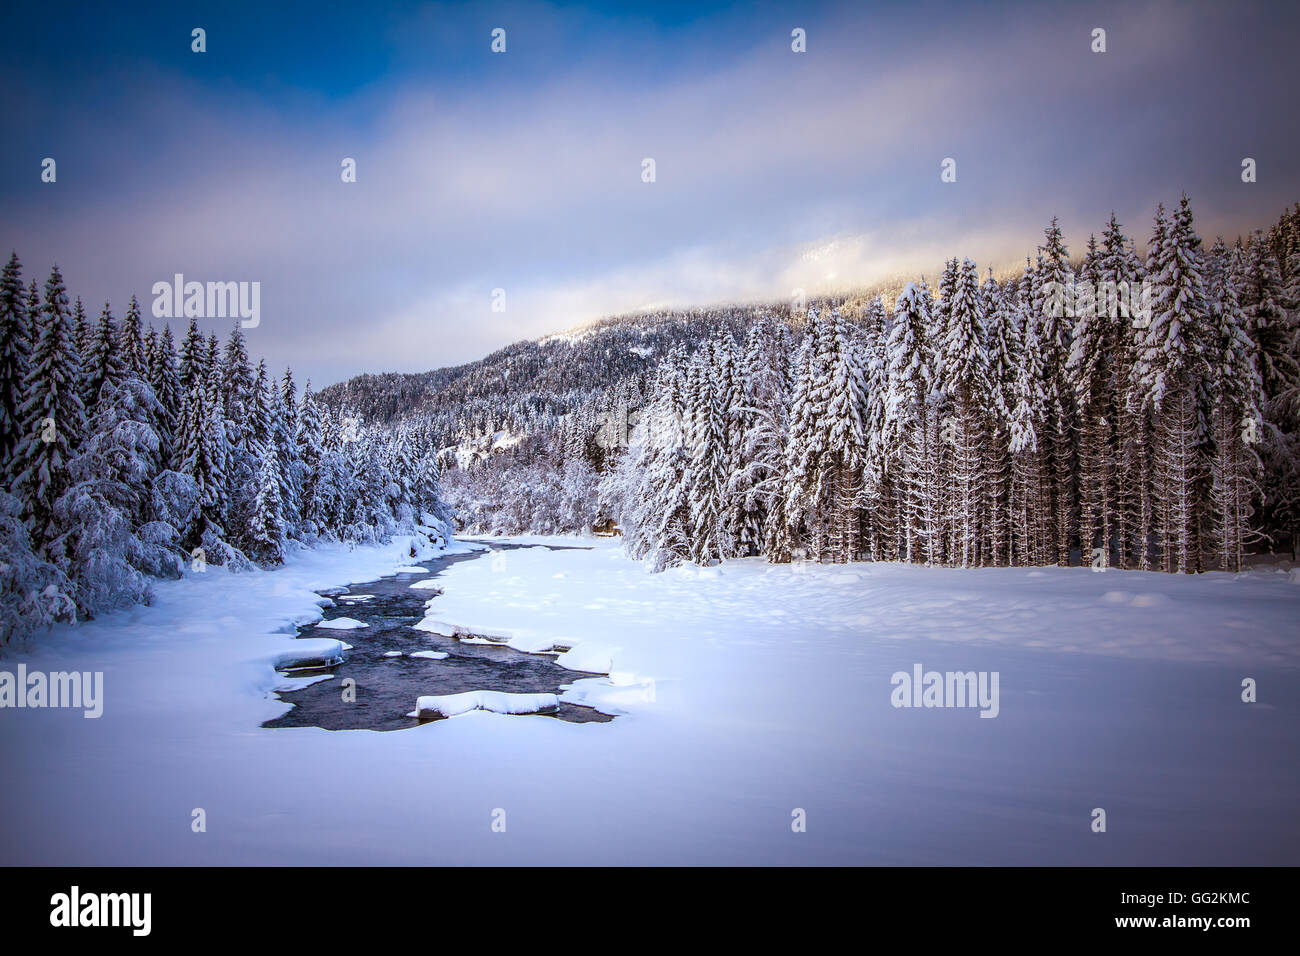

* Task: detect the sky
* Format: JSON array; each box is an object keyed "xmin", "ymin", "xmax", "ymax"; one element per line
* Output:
[{"xmin": 2, "ymin": 0, "xmax": 1298, "ymax": 388}]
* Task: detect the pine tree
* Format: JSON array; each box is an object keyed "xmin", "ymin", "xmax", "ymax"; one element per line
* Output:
[
  {"xmin": 177, "ymin": 317, "xmax": 205, "ymax": 396},
  {"xmin": 12, "ymin": 266, "xmax": 87, "ymax": 552},
  {"xmin": 1035, "ymin": 218, "xmax": 1076, "ymax": 565},
  {"xmin": 119, "ymin": 296, "xmax": 146, "ymax": 380},
  {"xmin": 0, "ymin": 252, "xmax": 31, "ymax": 467},
  {"xmin": 81, "ymin": 302, "xmax": 123, "ymax": 412},
  {"xmin": 886, "ymin": 282, "xmax": 938, "ymax": 564},
  {"xmin": 273, "ymin": 367, "xmax": 303, "ymax": 533},
  {"xmin": 1140, "ymin": 196, "xmax": 1212, "ymax": 572},
  {"xmin": 249, "ymin": 443, "xmax": 286, "ymax": 564},
  {"xmin": 730, "ymin": 317, "xmax": 791, "ymax": 557},
  {"xmin": 1068, "ymin": 233, "xmax": 1117, "ymax": 567},
  {"xmin": 178, "ymin": 369, "xmax": 228, "ymax": 548},
  {"xmin": 860, "ymin": 297, "xmax": 894, "ymax": 560},
  {"xmin": 982, "ymin": 271, "xmax": 1016, "ymax": 565},
  {"xmin": 820, "ymin": 308, "xmax": 869, "ymax": 562},
  {"xmin": 784, "ymin": 310, "xmax": 833, "ymax": 560},
  {"xmin": 1100, "ymin": 215, "xmax": 1149, "ymax": 569},
  {"xmin": 149, "ymin": 324, "xmax": 183, "ymax": 469},
  {"xmin": 1010, "ymin": 290, "xmax": 1047, "ymax": 565},
  {"xmin": 686, "ymin": 340, "xmax": 730, "ymax": 564},
  {"xmin": 24, "ymin": 281, "xmax": 41, "ymax": 354},
  {"xmin": 936, "ymin": 259, "xmax": 988, "ymax": 566},
  {"xmin": 1206, "ymin": 241, "xmax": 1263, "ymax": 570}
]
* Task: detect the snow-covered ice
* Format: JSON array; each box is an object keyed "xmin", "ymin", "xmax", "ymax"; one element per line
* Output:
[
  {"xmin": 314, "ymin": 617, "xmax": 368, "ymax": 630},
  {"xmin": 409, "ymin": 650, "xmax": 449, "ymax": 660},
  {"xmin": 408, "ymin": 691, "xmax": 559, "ymax": 719}
]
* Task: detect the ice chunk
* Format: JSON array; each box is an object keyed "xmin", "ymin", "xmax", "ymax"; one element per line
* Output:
[
  {"xmin": 315, "ymin": 617, "xmax": 368, "ymax": 629},
  {"xmin": 408, "ymin": 691, "xmax": 559, "ymax": 719},
  {"xmin": 409, "ymin": 650, "xmax": 449, "ymax": 660},
  {"xmin": 273, "ymin": 638, "xmax": 345, "ymax": 671}
]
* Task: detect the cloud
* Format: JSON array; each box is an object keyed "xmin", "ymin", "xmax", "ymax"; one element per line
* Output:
[{"xmin": 1, "ymin": 0, "xmax": 1296, "ymax": 386}]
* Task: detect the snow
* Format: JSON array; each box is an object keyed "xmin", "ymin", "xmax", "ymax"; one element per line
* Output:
[
  {"xmin": 394, "ymin": 566, "xmax": 429, "ymax": 574},
  {"xmin": 418, "ymin": 543, "xmax": 1300, "ymax": 674},
  {"xmin": 314, "ymin": 617, "xmax": 368, "ymax": 630},
  {"xmin": 409, "ymin": 650, "xmax": 449, "ymax": 660},
  {"xmin": 382, "ymin": 651, "xmax": 403, "ymax": 657},
  {"xmin": 408, "ymin": 691, "xmax": 559, "ymax": 719},
  {"xmin": 272, "ymin": 640, "xmax": 346, "ymax": 670},
  {"xmin": 272, "ymin": 673, "xmax": 335, "ymax": 691},
  {"xmin": 3, "ymin": 534, "xmax": 1298, "ymax": 865}
]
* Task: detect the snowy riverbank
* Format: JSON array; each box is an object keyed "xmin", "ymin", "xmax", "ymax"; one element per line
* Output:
[{"xmin": 3, "ymin": 536, "xmax": 1299, "ymax": 865}]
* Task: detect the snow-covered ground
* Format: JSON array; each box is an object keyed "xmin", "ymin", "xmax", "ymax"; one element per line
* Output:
[{"xmin": 2, "ymin": 535, "xmax": 1298, "ymax": 865}]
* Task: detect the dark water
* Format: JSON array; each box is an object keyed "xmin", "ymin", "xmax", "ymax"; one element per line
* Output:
[{"xmin": 263, "ymin": 542, "xmax": 614, "ymax": 731}]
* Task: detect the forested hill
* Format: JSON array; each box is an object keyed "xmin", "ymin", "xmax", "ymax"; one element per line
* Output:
[
  {"xmin": 318, "ymin": 306, "xmax": 776, "ymax": 425},
  {"xmin": 315, "ymin": 276, "xmax": 933, "ymax": 430}
]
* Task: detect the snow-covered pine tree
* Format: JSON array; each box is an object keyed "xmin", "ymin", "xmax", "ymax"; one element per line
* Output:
[
  {"xmin": 1099, "ymin": 215, "xmax": 1148, "ymax": 569},
  {"xmin": 24, "ymin": 281, "xmax": 41, "ymax": 353},
  {"xmin": 939, "ymin": 257, "xmax": 988, "ymax": 567},
  {"xmin": 221, "ymin": 325, "xmax": 256, "ymax": 453},
  {"xmin": 296, "ymin": 381, "xmax": 327, "ymax": 535},
  {"xmin": 886, "ymin": 282, "xmax": 938, "ymax": 564},
  {"xmin": 177, "ymin": 317, "xmax": 205, "ymax": 397},
  {"xmin": 1009, "ymin": 260, "xmax": 1052, "ymax": 564},
  {"xmin": 784, "ymin": 308, "xmax": 833, "ymax": 560},
  {"xmin": 71, "ymin": 297, "xmax": 89, "ymax": 367},
  {"xmin": 1034, "ymin": 218, "xmax": 1076, "ymax": 565},
  {"xmin": 932, "ymin": 259, "xmax": 960, "ymax": 562},
  {"xmin": 820, "ymin": 307, "xmax": 869, "ymax": 563},
  {"xmin": 1140, "ymin": 196, "xmax": 1213, "ymax": 572},
  {"xmin": 981, "ymin": 270, "xmax": 1016, "ymax": 566},
  {"xmin": 249, "ymin": 443, "xmax": 286, "ymax": 564},
  {"xmin": 1068, "ymin": 234, "xmax": 1116, "ymax": 568},
  {"xmin": 0, "ymin": 490, "xmax": 75, "ymax": 643},
  {"xmin": 178, "ymin": 363, "xmax": 228, "ymax": 552},
  {"xmin": 685, "ymin": 339, "xmax": 730, "ymax": 564},
  {"xmin": 119, "ymin": 296, "xmax": 146, "ymax": 380},
  {"xmin": 12, "ymin": 266, "xmax": 86, "ymax": 553},
  {"xmin": 0, "ymin": 252, "xmax": 30, "ymax": 468},
  {"xmin": 148, "ymin": 323, "xmax": 182, "ymax": 469},
  {"xmin": 54, "ymin": 376, "xmax": 172, "ymax": 615},
  {"xmin": 1240, "ymin": 231, "xmax": 1300, "ymax": 553},
  {"xmin": 1205, "ymin": 240, "xmax": 1263, "ymax": 570},
  {"xmin": 860, "ymin": 296, "xmax": 894, "ymax": 560},
  {"xmin": 730, "ymin": 317, "xmax": 791, "ymax": 558},
  {"xmin": 81, "ymin": 302, "xmax": 123, "ymax": 412},
  {"xmin": 712, "ymin": 335, "xmax": 746, "ymax": 555}
]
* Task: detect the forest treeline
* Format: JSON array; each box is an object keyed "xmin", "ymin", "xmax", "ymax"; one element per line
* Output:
[
  {"xmin": 603, "ymin": 198, "xmax": 1300, "ymax": 572},
  {"xmin": 0, "ymin": 263, "xmax": 450, "ymax": 642}
]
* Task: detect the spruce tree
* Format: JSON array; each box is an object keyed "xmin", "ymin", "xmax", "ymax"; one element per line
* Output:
[
  {"xmin": 12, "ymin": 266, "xmax": 87, "ymax": 552},
  {"xmin": 0, "ymin": 252, "xmax": 30, "ymax": 467}
]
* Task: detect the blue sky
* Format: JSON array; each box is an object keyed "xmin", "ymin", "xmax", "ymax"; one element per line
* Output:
[{"xmin": 2, "ymin": 0, "xmax": 1298, "ymax": 387}]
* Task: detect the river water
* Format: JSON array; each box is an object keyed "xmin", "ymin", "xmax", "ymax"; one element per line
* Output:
[{"xmin": 263, "ymin": 542, "xmax": 613, "ymax": 731}]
